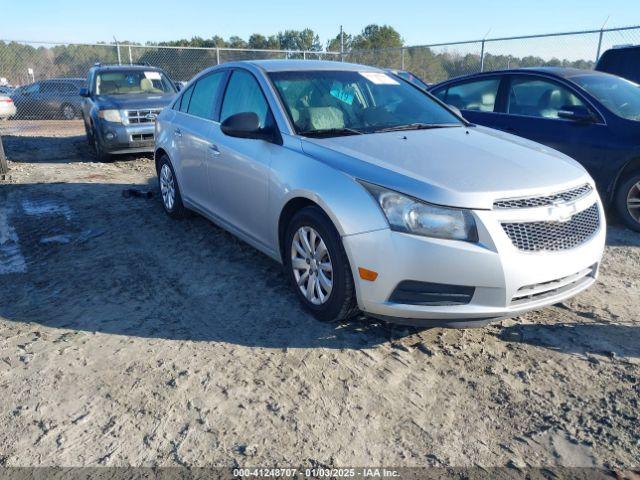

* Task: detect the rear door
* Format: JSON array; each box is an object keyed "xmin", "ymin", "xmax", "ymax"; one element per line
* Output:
[
  {"xmin": 431, "ymin": 76, "xmax": 506, "ymax": 129},
  {"xmin": 498, "ymin": 74, "xmax": 611, "ymax": 183},
  {"xmin": 174, "ymin": 71, "xmax": 227, "ymax": 211}
]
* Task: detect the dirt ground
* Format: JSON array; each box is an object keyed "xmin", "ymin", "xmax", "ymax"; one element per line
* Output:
[{"xmin": 0, "ymin": 122, "xmax": 638, "ymax": 470}]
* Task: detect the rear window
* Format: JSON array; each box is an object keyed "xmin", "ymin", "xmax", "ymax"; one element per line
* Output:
[{"xmin": 597, "ymin": 48, "xmax": 640, "ymax": 84}]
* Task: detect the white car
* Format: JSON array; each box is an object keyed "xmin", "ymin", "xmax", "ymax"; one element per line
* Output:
[
  {"xmin": 154, "ymin": 60, "xmax": 606, "ymax": 327},
  {"xmin": 0, "ymin": 95, "xmax": 16, "ymax": 119}
]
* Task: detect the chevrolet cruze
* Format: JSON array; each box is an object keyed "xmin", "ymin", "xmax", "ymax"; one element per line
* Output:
[{"xmin": 154, "ymin": 60, "xmax": 606, "ymax": 327}]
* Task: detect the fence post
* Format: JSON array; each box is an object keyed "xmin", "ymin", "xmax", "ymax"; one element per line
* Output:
[
  {"xmin": 216, "ymin": 48, "xmax": 220, "ymax": 65},
  {"xmin": 480, "ymin": 39, "xmax": 486, "ymax": 72},
  {"xmin": 340, "ymin": 25, "xmax": 345, "ymax": 62},
  {"xmin": 115, "ymin": 42, "xmax": 121, "ymax": 65},
  {"xmin": 128, "ymin": 45, "xmax": 133, "ymax": 65},
  {"xmin": 0, "ymin": 135, "xmax": 8, "ymax": 177},
  {"xmin": 595, "ymin": 29, "xmax": 605, "ymax": 63},
  {"xmin": 303, "ymin": 51, "xmax": 306, "ymax": 60},
  {"xmin": 401, "ymin": 48, "xmax": 405, "ymax": 70}
]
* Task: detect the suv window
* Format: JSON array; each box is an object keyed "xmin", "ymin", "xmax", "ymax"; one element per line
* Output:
[
  {"xmin": 23, "ymin": 83, "xmax": 40, "ymax": 94},
  {"xmin": 186, "ymin": 72, "xmax": 225, "ymax": 120},
  {"xmin": 434, "ymin": 78, "xmax": 500, "ymax": 112},
  {"xmin": 221, "ymin": 70, "xmax": 270, "ymax": 128},
  {"xmin": 507, "ymin": 76, "xmax": 586, "ymax": 119},
  {"xmin": 95, "ymin": 70, "xmax": 175, "ymax": 95}
]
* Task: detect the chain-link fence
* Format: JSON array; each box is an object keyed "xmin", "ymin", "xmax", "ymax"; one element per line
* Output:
[
  {"xmin": 0, "ymin": 25, "xmax": 639, "ymax": 155},
  {"xmin": 345, "ymin": 25, "xmax": 640, "ymax": 83}
]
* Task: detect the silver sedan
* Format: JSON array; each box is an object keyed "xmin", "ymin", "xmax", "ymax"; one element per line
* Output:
[{"xmin": 154, "ymin": 60, "xmax": 605, "ymax": 327}]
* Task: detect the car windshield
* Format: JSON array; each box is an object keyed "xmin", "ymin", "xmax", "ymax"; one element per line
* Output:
[
  {"xmin": 95, "ymin": 70, "xmax": 175, "ymax": 96},
  {"xmin": 269, "ymin": 70, "xmax": 461, "ymax": 137},
  {"xmin": 573, "ymin": 74, "xmax": 640, "ymax": 121}
]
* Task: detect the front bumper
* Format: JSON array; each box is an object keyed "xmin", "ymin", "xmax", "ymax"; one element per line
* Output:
[
  {"xmin": 342, "ymin": 196, "xmax": 606, "ymax": 327},
  {"xmin": 97, "ymin": 122, "xmax": 155, "ymax": 155}
]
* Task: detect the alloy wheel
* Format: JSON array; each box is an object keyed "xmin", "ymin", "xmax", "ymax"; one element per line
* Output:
[
  {"xmin": 627, "ymin": 180, "xmax": 640, "ymax": 223},
  {"xmin": 62, "ymin": 105, "xmax": 75, "ymax": 120},
  {"xmin": 160, "ymin": 164, "xmax": 176, "ymax": 211},
  {"xmin": 291, "ymin": 226, "xmax": 333, "ymax": 305}
]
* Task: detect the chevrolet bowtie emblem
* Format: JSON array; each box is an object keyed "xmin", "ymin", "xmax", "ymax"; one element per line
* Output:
[
  {"xmin": 549, "ymin": 200, "xmax": 578, "ymax": 223},
  {"xmin": 145, "ymin": 113, "xmax": 157, "ymax": 121}
]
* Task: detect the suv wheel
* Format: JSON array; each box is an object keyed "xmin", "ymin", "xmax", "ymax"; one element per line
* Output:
[
  {"xmin": 284, "ymin": 206, "xmax": 359, "ymax": 322},
  {"xmin": 92, "ymin": 130, "xmax": 110, "ymax": 163},
  {"xmin": 158, "ymin": 155, "xmax": 188, "ymax": 218},
  {"xmin": 61, "ymin": 104, "xmax": 76, "ymax": 120},
  {"xmin": 615, "ymin": 171, "xmax": 640, "ymax": 232}
]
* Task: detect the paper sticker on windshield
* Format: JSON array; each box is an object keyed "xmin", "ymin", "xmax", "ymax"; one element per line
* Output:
[
  {"xmin": 359, "ymin": 72, "xmax": 400, "ymax": 85},
  {"xmin": 144, "ymin": 71, "xmax": 162, "ymax": 80},
  {"xmin": 330, "ymin": 83, "xmax": 354, "ymax": 105}
]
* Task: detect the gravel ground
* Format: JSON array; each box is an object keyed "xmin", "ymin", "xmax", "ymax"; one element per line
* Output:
[{"xmin": 0, "ymin": 124, "xmax": 638, "ymax": 470}]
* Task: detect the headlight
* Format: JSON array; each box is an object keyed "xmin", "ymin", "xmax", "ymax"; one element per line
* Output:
[
  {"xmin": 98, "ymin": 109, "xmax": 122, "ymax": 123},
  {"xmin": 360, "ymin": 181, "xmax": 478, "ymax": 242}
]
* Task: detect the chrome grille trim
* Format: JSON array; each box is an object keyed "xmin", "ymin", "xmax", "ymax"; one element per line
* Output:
[
  {"xmin": 124, "ymin": 109, "xmax": 162, "ymax": 124},
  {"xmin": 510, "ymin": 264, "xmax": 596, "ymax": 305},
  {"xmin": 502, "ymin": 203, "xmax": 600, "ymax": 252},
  {"xmin": 494, "ymin": 184, "xmax": 592, "ymax": 209}
]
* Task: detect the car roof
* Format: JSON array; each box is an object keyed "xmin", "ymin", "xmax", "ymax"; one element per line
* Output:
[
  {"xmin": 92, "ymin": 64, "xmax": 165, "ymax": 72},
  {"xmin": 243, "ymin": 59, "xmax": 381, "ymax": 73},
  {"xmin": 434, "ymin": 67, "xmax": 614, "ymax": 85},
  {"xmin": 43, "ymin": 77, "xmax": 86, "ymax": 83}
]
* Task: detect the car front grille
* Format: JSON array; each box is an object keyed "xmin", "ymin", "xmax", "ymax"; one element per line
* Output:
[
  {"xmin": 124, "ymin": 109, "xmax": 162, "ymax": 124},
  {"xmin": 502, "ymin": 203, "xmax": 600, "ymax": 252},
  {"xmin": 510, "ymin": 264, "xmax": 597, "ymax": 305},
  {"xmin": 130, "ymin": 133, "xmax": 154, "ymax": 142},
  {"xmin": 493, "ymin": 184, "xmax": 592, "ymax": 209}
]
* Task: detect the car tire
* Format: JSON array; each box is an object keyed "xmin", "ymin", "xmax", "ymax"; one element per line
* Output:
[
  {"xmin": 284, "ymin": 206, "xmax": 359, "ymax": 322},
  {"xmin": 615, "ymin": 171, "xmax": 640, "ymax": 232},
  {"xmin": 91, "ymin": 129, "xmax": 110, "ymax": 163},
  {"xmin": 158, "ymin": 154, "xmax": 188, "ymax": 219},
  {"xmin": 60, "ymin": 103, "xmax": 76, "ymax": 120}
]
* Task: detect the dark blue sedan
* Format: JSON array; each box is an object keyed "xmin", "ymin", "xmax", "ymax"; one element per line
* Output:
[{"xmin": 429, "ymin": 68, "xmax": 640, "ymax": 232}]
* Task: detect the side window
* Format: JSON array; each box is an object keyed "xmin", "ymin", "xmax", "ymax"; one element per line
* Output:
[
  {"xmin": 507, "ymin": 76, "xmax": 587, "ymax": 119},
  {"xmin": 186, "ymin": 72, "xmax": 225, "ymax": 119},
  {"xmin": 24, "ymin": 83, "xmax": 40, "ymax": 94},
  {"xmin": 432, "ymin": 87, "xmax": 447, "ymax": 102},
  {"xmin": 178, "ymin": 85, "xmax": 194, "ymax": 113},
  {"xmin": 444, "ymin": 78, "xmax": 500, "ymax": 112},
  {"xmin": 220, "ymin": 70, "xmax": 270, "ymax": 128}
]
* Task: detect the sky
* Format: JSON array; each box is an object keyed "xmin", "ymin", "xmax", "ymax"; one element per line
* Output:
[{"xmin": 2, "ymin": 0, "xmax": 638, "ymax": 47}]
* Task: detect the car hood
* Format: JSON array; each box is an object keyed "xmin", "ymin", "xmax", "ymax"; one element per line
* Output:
[
  {"xmin": 94, "ymin": 93, "xmax": 176, "ymax": 110},
  {"xmin": 300, "ymin": 125, "xmax": 592, "ymax": 210}
]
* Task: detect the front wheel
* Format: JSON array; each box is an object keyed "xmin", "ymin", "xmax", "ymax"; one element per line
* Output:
[
  {"xmin": 615, "ymin": 171, "xmax": 640, "ymax": 232},
  {"xmin": 284, "ymin": 206, "xmax": 359, "ymax": 322}
]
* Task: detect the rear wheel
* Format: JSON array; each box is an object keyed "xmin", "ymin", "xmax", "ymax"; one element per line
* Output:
[
  {"xmin": 158, "ymin": 155, "xmax": 188, "ymax": 218},
  {"xmin": 284, "ymin": 206, "xmax": 359, "ymax": 322},
  {"xmin": 60, "ymin": 103, "xmax": 76, "ymax": 120},
  {"xmin": 615, "ymin": 171, "xmax": 640, "ymax": 232}
]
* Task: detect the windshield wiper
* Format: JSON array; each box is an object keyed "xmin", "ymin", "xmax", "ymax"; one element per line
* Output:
[
  {"xmin": 299, "ymin": 127, "xmax": 364, "ymax": 138},
  {"xmin": 373, "ymin": 123, "xmax": 461, "ymax": 133}
]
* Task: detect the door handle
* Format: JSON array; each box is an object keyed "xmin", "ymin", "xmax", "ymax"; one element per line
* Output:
[
  {"xmin": 174, "ymin": 128, "xmax": 182, "ymax": 137},
  {"xmin": 208, "ymin": 144, "xmax": 221, "ymax": 156}
]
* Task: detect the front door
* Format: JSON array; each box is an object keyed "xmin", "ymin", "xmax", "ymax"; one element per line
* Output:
[
  {"xmin": 500, "ymin": 74, "xmax": 611, "ymax": 189},
  {"xmin": 208, "ymin": 69, "xmax": 274, "ymax": 248}
]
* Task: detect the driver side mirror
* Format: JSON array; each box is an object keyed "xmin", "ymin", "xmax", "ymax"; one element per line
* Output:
[
  {"xmin": 221, "ymin": 112, "xmax": 276, "ymax": 142},
  {"xmin": 79, "ymin": 87, "xmax": 89, "ymax": 98},
  {"xmin": 557, "ymin": 105, "xmax": 595, "ymax": 123}
]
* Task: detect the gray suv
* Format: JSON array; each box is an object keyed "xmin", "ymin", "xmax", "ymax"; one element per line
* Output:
[{"xmin": 80, "ymin": 64, "xmax": 177, "ymax": 161}]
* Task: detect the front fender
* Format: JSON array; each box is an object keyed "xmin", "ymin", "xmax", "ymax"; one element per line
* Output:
[{"xmin": 270, "ymin": 137, "xmax": 389, "ymax": 250}]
